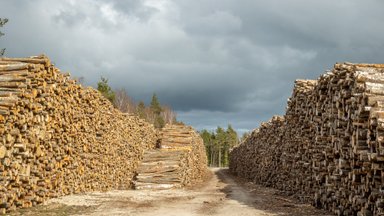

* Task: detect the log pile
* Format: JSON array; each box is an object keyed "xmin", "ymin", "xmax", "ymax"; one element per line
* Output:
[
  {"xmin": 0, "ymin": 55, "xmax": 158, "ymax": 214},
  {"xmin": 134, "ymin": 124, "xmax": 208, "ymax": 189},
  {"xmin": 229, "ymin": 63, "xmax": 384, "ymax": 215}
]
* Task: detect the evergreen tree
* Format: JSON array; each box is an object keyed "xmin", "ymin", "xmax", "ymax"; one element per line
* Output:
[
  {"xmin": 200, "ymin": 125, "xmax": 239, "ymax": 167},
  {"xmin": 154, "ymin": 115, "xmax": 165, "ymax": 129},
  {"xmin": 150, "ymin": 93, "xmax": 162, "ymax": 115},
  {"xmin": 133, "ymin": 94, "xmax": 174, "ymax": 128},
  {"xmin": 150, "ymin": 93, "xmax": 165, "ymax": 129},
  {"xmin": 136, "ymin": 101, "xmax": 146, "ymax": 120},
  {"xmin": 97, "ymin": 76, "xmax": 115, "ymax": 103},
  {"xmin": 224, "ymin": 125, "xmax": 238, "ymax": 166},
  {"xmin": 226, "ymin": 125, "xmax": 239, "ymax": 148},
  {"xmin": 200, "ymin": 130, "xmax": 213, "ymax": 166},
  {"xmin": 0, "ymin": 18, "xmax": 8, "ymax": 56},
  {"xmin": 215, "ymin": 127, "xmax": 226, "ymax": 167}
]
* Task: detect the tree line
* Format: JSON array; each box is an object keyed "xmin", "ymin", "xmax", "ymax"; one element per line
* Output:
[
  {"xmin": 200, "ymin": 125, "xmax": 239, "ymax": 167},
  {"xmin": 96, "ymin": 76, "xmax": 178, "ymax": 129}
]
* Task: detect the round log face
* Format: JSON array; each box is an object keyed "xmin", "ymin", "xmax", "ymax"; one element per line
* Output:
[
  {"xmin": 134, "ymin": 124, "xmax": 208, "ymax": 190},
  {"xmin": 0, "ymin": 55, "xmax": 158, "ymax": 213},
  {"xmin": 230, "ymin": 63, "xmax": 384, "ymax": 215}
]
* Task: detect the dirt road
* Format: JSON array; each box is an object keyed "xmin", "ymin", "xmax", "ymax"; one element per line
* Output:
[{"xmin": 14, "ymin": 168, "xmax": 330, "ymax": 216}]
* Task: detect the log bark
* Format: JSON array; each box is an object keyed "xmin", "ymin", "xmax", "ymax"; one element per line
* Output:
[
  {"xmin": 230, "ymin": 63, "xmax": 384, "ymax": 215},
  {"xmin": 0, "ymin": 55, "xmax": 159, "ymax": 214},
  {"xmin": 134, "ymin": 124, "xmax": 208, "ymax": 190}
]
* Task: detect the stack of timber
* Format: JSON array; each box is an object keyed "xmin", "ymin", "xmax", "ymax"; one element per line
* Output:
[
  {"xmin": 229, "ymin": 63, "xmax": 384, "ymax": 215},
  {"xmin": 0, "ymin": 55, "xmax": 158, "ymax": 214},
  {"xmin": 134, "ymin": 124, "xmax": 208, "ymax": 189}
]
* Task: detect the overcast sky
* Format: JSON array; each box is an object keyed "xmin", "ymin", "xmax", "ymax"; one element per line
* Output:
[{"xmin": 1, "ymin": 0, "xmax": 384, "ymax": 134}]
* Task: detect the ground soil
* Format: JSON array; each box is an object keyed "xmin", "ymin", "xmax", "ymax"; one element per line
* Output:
[{"xmin": 11, "ymin": 168, "xmax": 331, "ymax": 216}]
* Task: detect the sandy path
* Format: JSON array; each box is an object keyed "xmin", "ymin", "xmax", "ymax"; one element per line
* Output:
[{"xmin": 14, "ymin": 168, "xmax": 329, "ymax": 216}]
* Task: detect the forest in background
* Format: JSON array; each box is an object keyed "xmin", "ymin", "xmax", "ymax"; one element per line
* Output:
[
  {"xmin": 96, "ymin": 77, "xmax": 250, "ymax": 167},
  {"xmin": 200, "ymin": 126, "xmax": 240, "ymax": 167},
  {"xmin": 96, "ymin": 77, "xmax": 178, "ymax": 129}
]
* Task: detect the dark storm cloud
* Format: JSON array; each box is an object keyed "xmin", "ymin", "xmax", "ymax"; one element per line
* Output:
[
  {"xmin": 1, "ymin": 0, "xmax": 384, "ymax": 133},
  {"xmin": 107, "ymin": 0, "xmax": 157, "ymax": 22}
]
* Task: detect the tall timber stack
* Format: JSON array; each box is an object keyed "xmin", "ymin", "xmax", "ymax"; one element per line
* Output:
[
  {"xmin": 229, "ymin": 63, "xmax": 384, "ymax": 215},
  {"xmin": 134, "ymin": 124, "xmax": 208, "ymax": 189},
  {"xmin": 0, "ymin": 55, "xmax": 158, "ymax": 214}
]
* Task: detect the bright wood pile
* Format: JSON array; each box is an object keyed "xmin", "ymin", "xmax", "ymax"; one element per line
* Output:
[
  {"xmin": 229, "ymin": 63, "xmax": 384, "ymax": 215},
  {"xmin": 0, "ymin": 55, "xmax": 158, "ymax": 214},
  {"xmin": 134, "ymin": 124, "xmax": 208, "ymax": 190}
]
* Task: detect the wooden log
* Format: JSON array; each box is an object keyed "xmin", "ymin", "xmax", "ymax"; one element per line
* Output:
[
  {"xmin": 230, "ymin": 63, "xmax": 384, "ymax": 215},
  {"xmin": 0, "ymin": 57, "xmax": 49, "ymax": 65},
  {"xmin": 0, "ymin": 76, "xmax": 26, "ymax": 82},
  {"xmin": 134, "ymin": 183, "xmax": 177, "ymax": 190},
  {"xmin": 0, "ymin": 63, "xmax": 28, "ymax": 71},
  {"xmin": 0, "ymin": 145, "xmax": 6, "ymax": 158},
  {"xmin": 0, "ymin": 55, "xmax": 160, "ymax": 213},
  {"xmin": 0, "ymin": 82, "xmax": 27, "ymax": 89},
  {"xmin": 134, "ymin": 124, "xmax": 208, "ymax": 190}
]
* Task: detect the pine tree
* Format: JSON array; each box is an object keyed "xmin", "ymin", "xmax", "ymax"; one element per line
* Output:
[
  {"xmin": 150, "ymin": 93, "xmax": 165, "ymax": 129},
  {"xmin": 0, "ymin": 18, "xmax": 8, "ymax": 56},
  {"xmin": 154, "ymin": 115, "xmax": 165, "ymax": 129},
  {"xmin": 200, "ymin": 130, "xmax": 213, "ymax": 166},
  {"xmin": 226, "ymin": 125, "xmax": 239, "ymax": 148},
  {"xmin": 97, "ymin": 76, "xmax": 115, "ymax": 103},
  {"xmin": 215, "ymin": 127, "xmax": 226, "ymax": 167},
  {"xmin": 200, "ymin": 125, "xmax": 239, "ymax": 167},
  {"xmin": 210, "ymin": 132, "xmax": 217, "ymax": 166},
  {"xmin": 136, "ymin": 101, "xmax": 146, "ymax": 120},
  {"xmin": 225, "ymin": 125, "xmax": 238, "ymax": 166},
  {"xmin": 150, "ymin": 93, "xmax": 162, "ymax": 115}
]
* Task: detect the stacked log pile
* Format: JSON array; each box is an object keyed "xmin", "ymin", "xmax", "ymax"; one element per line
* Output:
[
  {"xmin": 229, "ymin": 63, "xmax": 384, "ymax": 215},
  {"xmin": 0, "ymin": 55, "xmax": 158, "ymax": 214},
  {"xmin": 134, "ymin": 124, "xmax": 208, "ymax": 189}
]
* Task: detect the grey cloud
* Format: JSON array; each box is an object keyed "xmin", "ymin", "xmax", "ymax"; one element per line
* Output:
[
  {"xmin": 1, "ymin": 0, "xmax": 384, "ymax": 133},
  {"xmin": 184, "ymin": 10, "xmax": 242, "ymax": 36},
  {"xmin": 106, "ymin": 0, "xmax": 157, "ymax": 22},
  {"xmin": 53, "ymin": 8, "xmax": 87, "ymax": 27}
]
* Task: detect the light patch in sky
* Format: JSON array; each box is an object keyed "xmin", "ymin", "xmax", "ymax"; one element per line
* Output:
[{"xmin": 100, "ymin": 3, "xmax": 120, "ymax": 25}]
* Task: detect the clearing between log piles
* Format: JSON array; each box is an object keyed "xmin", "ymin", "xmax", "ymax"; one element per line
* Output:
[
  {"xmin": 230, "ymin": 63, "xmax": 384, "ymax": 215},
  {"xmin": 9, "ymin": 168, "xmax": 329, "ymax": 216}
]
